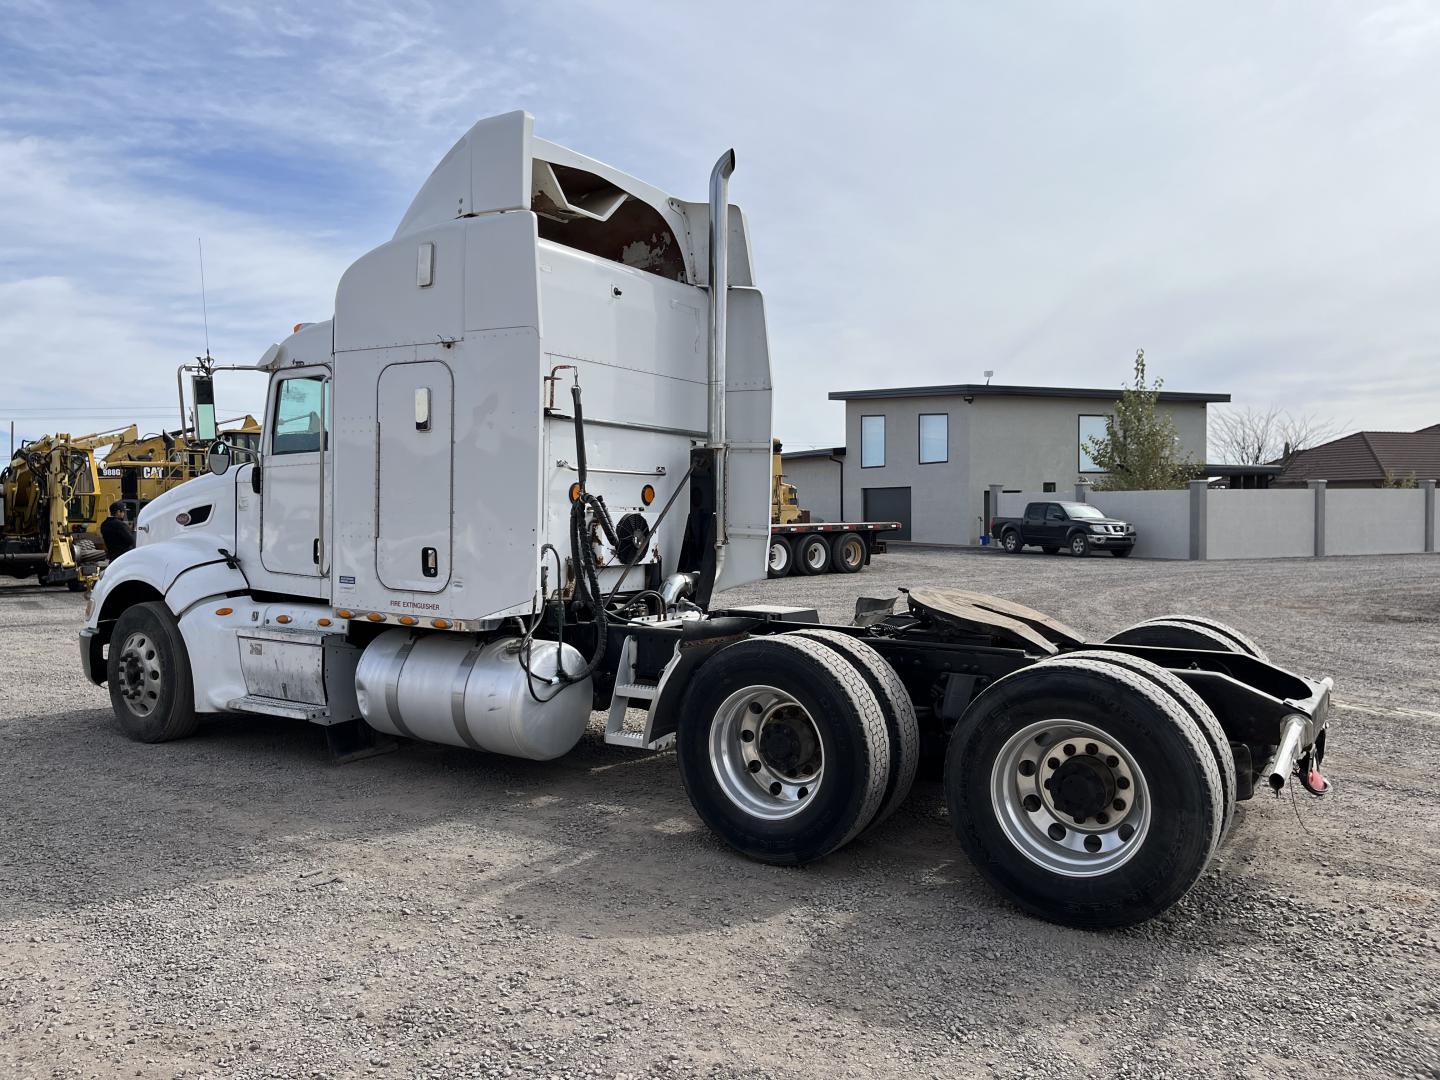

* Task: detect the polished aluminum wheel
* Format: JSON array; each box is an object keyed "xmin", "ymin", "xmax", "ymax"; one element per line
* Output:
[
  {"xmin": 990, "ymin": 719, "xmax": 1151, "ymax": 877},
  {"xmin": 115, "ymin": 630, "xmax": 163, "ymax": 718},
  {"xmin": 709, "ymin": 685, "xmax": 823, "ymax": 820}
]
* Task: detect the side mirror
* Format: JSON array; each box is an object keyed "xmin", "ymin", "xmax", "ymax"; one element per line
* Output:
[{"xmin": 207, "ymin": 441, "xmax": 232, "ymax": 476}]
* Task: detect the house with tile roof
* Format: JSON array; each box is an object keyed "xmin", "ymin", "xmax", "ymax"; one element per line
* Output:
[{"xmin": 1275, "ymin": 424, "xmax": 1440, "ymax": 487}]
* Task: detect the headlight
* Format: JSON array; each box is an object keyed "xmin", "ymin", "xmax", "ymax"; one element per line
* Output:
[{"xmin": 1090, "ymin": 524, "xmax": 1106, "ymax": 533}]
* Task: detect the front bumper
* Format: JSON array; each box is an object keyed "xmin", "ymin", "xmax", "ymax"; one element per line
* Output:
[
  {"xmin": 79, "ymin": 627, "xmax": 105, "ymax": 685},
  {"xmin": 1088, "ymin": 533, "xmax": 1136, "ymax": 547}
]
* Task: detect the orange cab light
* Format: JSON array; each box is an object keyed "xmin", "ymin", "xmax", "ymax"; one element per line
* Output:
[
  {"xmin": 276, "ymin": 614, "xmax": 292, "ymax": 624},
  {"xmin": 568, "ymin": 481, "xmax": 582, "ymax": 503},
  {"xmin": 431, "ymin": 618, "xmax": 451, "ymax": 629},
  {"xmin": 317, "ymin": 618, "xmax": 332, "ymax": 627},
  {"xmin": 366, "ymin": 612, "xmax": 385, "ymax": 622},
  {"xmin": 641, "ymin": 484, "xmax": 655, "ymax": 506},
  {"xmin": 336, "ymin": 609, "xmax": 354, "ymax": 619},
  {"xmin": 399, "ymin": 615, "xmax": 417, "ymax": 625},
  {"xmin": 215, "ymin": 607, "xmax": 233, "ymax": 616}
]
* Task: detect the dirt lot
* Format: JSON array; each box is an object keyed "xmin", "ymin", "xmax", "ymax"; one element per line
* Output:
[{"xmin": 2, "ymin": 547, "xmax": 1438, "ymax": 1080}]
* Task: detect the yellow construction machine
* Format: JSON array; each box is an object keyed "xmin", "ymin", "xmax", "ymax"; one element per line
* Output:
[
  {"xmin": 95, "ymin": 416, "xmax": 260, "ymax": 518},
  {"xmin": 0, "ymin": 431, "xmax": 111, "ymax": 589}
]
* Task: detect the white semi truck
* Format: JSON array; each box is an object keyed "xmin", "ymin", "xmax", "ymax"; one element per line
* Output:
[{"xmin": 80, "ymin": 113, "xmax": 1332, "ymax": 928}]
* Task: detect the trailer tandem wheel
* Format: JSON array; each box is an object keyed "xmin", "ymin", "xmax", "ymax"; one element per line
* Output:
[
  {"xmin": 829, "ymin": 532, "xmax": 866, "ymax": 574},
  {"xmin": 676, "ymin": 636, "xmax": 891, "ymax": 865},
  {"xmin": 944, "ymin": 656, "xmax": 1223, "ymax": 928},
  {"xmin": 791, "ymin": 629, "xmax": 920, "ymax": 830},
  {"xmin": 767, "ymin": 536, "xmax": 795, "ymax": 578},
  {"xmin": 796, "ymin": 534, "xmax": 831, "ymax": 575},
  {"xmin": 1105, "ymin": 616, "xmax": 1269, "ymax": 663},
  {"xmin": 107, "ymin": 601, "xmax": 199, "ymax": 744},
  {"xmin": 1043, "ymin": 652, "xmax": 1237, "ymax": 848}
]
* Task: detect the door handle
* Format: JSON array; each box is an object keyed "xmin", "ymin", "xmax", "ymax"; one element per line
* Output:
[
  {"xmin": 422, "ymin": 547, "xmax": 438, "ymax": 578},
  {"xmin": 313, "ymin": 538, "xmax": 321, "ymax": 565}
]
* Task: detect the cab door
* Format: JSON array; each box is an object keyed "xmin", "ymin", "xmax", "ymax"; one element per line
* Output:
[{"xmin": 260, "ymin": 369, "xmax": 330, "ymax": 577}]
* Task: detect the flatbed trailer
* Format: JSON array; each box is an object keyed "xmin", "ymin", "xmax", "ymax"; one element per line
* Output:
[
  {"xmin": 767, "ymin": 519, "xmax": 901, "ymax": 577},
  {"xmin": 78, "ymin": 112, "xmax": 1332, "ymax": 929}
]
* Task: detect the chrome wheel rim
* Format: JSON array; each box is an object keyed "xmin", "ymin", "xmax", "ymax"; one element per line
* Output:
[
  {"xmin": 709, "ymin": 685, "xmax": 823, "ymax": 819},
  {"xmin": 116, "ymin": 630, "xmax": 163, "ymax": 717},
  {"xmin": 768, "ymin": 541, "xmax": 788, "ymax": 571},
  {"xmin": 990, "ymin": 719, "xmax": 1150, "ymax": 877}
]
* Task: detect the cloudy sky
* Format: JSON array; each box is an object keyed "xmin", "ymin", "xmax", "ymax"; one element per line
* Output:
[{"xmin": 3, "ymin": 0, "xmax": 1438, "ymax": 453}]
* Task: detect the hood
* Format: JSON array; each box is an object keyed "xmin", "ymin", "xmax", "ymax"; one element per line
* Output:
[{"xmin": 135, "ymin": 471, "xmax": 232, "ymax": 547}]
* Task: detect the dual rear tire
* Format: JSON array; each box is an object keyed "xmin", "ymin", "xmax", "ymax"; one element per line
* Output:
[
  {"xmin": 944, "ymin": 651, "xmax": 1232, "ymax": 928},
  {"xmin": 676, "ymin": 633, "xmax": 917, "ymax": 865}
]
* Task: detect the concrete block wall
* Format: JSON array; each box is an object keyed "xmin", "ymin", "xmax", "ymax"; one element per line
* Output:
[{"xmin": 988, "ymin": 478, "xmax": 1438, "ymax": 561}]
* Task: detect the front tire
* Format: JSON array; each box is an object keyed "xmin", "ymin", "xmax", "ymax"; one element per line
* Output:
[
  {"xmin": 107, "ymin": 601, "xmax": 198, "ymax": 743},
  {"xmin": 1068, "ymin": 532, "xmax": 1090, "ymax": 557},
  {"xmin": 945, "ymin": 656, "xmax": 1222, "ymax": 928},
  {"xmin": 677, "ymin": 636, "xmax": 890, "ymax": 865}
]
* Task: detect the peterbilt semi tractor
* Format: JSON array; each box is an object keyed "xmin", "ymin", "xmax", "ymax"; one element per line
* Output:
[{"xmin": 79, "ymin": 112, "xmax": 1332, "ymax": 928}]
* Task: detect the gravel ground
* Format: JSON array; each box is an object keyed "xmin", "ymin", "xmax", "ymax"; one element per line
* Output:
[{"xmin": 2, "ymin": 547, "xmax": 1438, "ymax": 1080}]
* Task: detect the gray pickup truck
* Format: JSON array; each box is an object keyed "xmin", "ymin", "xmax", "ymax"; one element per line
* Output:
[{"xmin": 990, "ymin": 501, "xmax": 1136, "ymax": 557}]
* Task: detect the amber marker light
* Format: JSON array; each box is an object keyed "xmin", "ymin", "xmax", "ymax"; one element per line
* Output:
[
  {"xmin": 317, "ymin": 618, "xmax": 332, "ymax": 627},
  {"xmin": 215, "ymin": 607, "xmax": 233, "ymax": 616},
  {"xmin": 399, "ymin": 615, "xmax": 417, "ymax": 625},
  {"xmin": 336, "ymin": 609, "xmax": 354, "ymax": 618},
  {"xmin": 276, "ymin": 615, "xmax": 292, "ymax": 624},
  {"xmin": 569, "ymin": 481, "xmax": 582, "ymax": 503},
  {"xmin": 366, "ymin": 612, "xmax": 385, "ymax": 622},
  {"xmin": 641, "ymin": 484, "xmax": 655, "ymax": 506},
  {"xmin": 431, "ymin": 618, "xmax": 451, "ymax": 629}
]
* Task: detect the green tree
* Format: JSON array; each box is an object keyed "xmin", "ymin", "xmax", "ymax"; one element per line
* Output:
[{"xmin": 1085, "ymin": 349, "xmax": 1197, "ymax": 491}]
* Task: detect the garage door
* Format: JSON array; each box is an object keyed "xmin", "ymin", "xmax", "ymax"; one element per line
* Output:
[{"xmin": 863, "ymin": 486, "xmax": 911, "ymax": 541}]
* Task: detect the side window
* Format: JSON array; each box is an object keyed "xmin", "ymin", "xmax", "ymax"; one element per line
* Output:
[
  {"xmin": 861, "ymin": 415, "xmax": 885, "ymax": 468},
  {"xmin": 1046, "ymin": 505, "xmax": 1067, "ymax": 523},
  {"xmin": 271, "ymin": 376, "xmax": 328, "ymax": 455},
  {"xmin": 1024, "ymin": 503, "xmax": 1044, "ymax": 522}
]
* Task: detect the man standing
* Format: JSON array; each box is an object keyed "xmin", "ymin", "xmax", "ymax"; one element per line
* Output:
[{"xmin": 100, "ymin": 501, "xmax": 136, "ymax": 561}]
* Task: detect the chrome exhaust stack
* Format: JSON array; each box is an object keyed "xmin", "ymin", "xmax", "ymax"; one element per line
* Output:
[
  {"xmin": 1263, "ymin": 714, "xmax": 1311, "ymax": 793},
  {"xmin": 705, "ymin": 148, "xmax": 736, "ymax": 582}
]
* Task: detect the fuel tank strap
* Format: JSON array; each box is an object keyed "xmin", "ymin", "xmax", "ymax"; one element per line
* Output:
[
  {"xmin": 384, "ymin": 635, "xmax": 420, "ymax": 740},
  {"xmin": 449, "ymin": 644, "xmax": 487, "ymax": 752}
]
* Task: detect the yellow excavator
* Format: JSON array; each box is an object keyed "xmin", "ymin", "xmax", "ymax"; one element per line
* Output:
[
  {"xmin": 0, "ymin": 430, "xmax": 113, "ymax": 589},
  {"xmin": 94, "ymin": 416, "xmax": 261, "ymax": 519}
]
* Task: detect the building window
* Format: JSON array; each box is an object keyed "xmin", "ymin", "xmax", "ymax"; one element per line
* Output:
[
  {"xmin": 861, "ymin": 415, "xmax": 885, "ymax": 468},
  {"xmin": 1043, "ymin": 482, "xmax": 1056, "ymax": 493},
  {"xmin": 1078, "ymin": 414, "xmax": 1110, "ymax": 474},
  {"xmin": 918, "ymin": 413, "xmax": 948, "ymax": 464}
]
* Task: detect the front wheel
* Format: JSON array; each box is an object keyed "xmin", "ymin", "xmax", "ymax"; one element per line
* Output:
[
  {"xmin": 1068, "ymin": 532, "xmax": 1090, "ymax": 557},
  {"xmin": 107, "ymin": 601, "xmax": 199, "ymax": 743},
  {"xmin": 945, "ymin": 656, "xmax": 1222, "ymax": 928}
]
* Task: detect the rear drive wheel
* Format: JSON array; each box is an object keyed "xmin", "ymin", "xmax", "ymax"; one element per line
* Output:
[
  {"xmin": 107, "ymin": 601, "xmax": 198, "ymax": 743},
  {"xmin": 945, "ymin": 656, "xmax": 1222, "ymax": 928},
  {"xmin": 792, "ymin": 629, "xmax": 919, "ymax": 829},
  {"xmin": 1068, "ymin": 532, "xmax": 1090, "ymax": 557},
  {"xmin": 1107, "ymin": 616, "xmax": 1269, "ymax": 662},
  {"xmin": 767, "ymin": 536, "xmax": 795, "ymax": 578},
  {"xmin": 829, "ymin": 532, "xmax": 866, "ymax": 574},
  {"xmin": 797, "ymin": 534, "xmax": 831, "ymax": 576},
  {"xmin": 1002, "ymin": 529, "xmax": 1023, "ymax": 554},
  {"xmin": 677, "ymin": 636, "xmax": 890, "ymax": 865},
  {"xmin": 1053, "ymin": 651, "xmax": 1236, "ymax": 845}
]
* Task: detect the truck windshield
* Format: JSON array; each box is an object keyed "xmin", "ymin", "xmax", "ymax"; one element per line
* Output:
[{"xmin": 1065, "ymin": 504, "xmax": 1107, "ymax": 520}]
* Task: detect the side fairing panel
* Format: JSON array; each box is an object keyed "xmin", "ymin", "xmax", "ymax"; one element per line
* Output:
[{"xmin": 714, "ymin": 287, "xmax": 774, "ymax": 592}]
